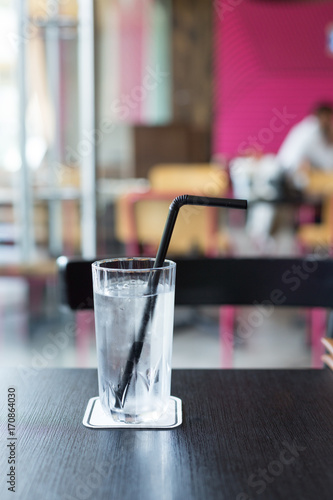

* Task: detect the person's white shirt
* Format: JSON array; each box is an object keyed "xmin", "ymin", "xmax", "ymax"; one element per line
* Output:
[
  {"xmin": 277, "ymin": 115, "xmax": 333, "ymax": 172},
  {"xmin": 303, "ymin": 127, "xmax": 333, "ymax": 170}
]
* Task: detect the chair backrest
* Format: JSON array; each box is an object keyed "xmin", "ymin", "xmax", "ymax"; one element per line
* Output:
[
  {"xmin": 57, "ymin": 256, "xmax": 333, "ymax": 311},
  {"xmin": 148, "ymin": 164, "xmax": 228, "ymax": 195},
  {"xmin": 306, "ymin": 171, "xmax": 333, "ymax": 197}
]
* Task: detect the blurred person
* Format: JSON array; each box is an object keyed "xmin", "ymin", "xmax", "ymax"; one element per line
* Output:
[
  {"xmin": 230, "ymin": 105, "xmax": 333, "ymax": 252},
  {"xmin": 248, "ymin": 155, "xmax": 281, "ymax": 252},
  {"xmin": 277, "ymin": 103, "xmax": 333, "ymax": 189},
  {"xmin": 244, "ymin": 104, "xmax": 333, "ymax": 252},
  {"xmin": 230, "ymin": 154, "xmax": 282, "ymax": 253}
]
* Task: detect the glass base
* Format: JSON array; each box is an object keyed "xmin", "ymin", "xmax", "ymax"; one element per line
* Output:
[
  {"xmin": 83, "ymin": 396, "xmax": 182, "ymax": 429},
  {"xmin": 110, "ymin": 407, "xmax": 165, "ymax": 424}
]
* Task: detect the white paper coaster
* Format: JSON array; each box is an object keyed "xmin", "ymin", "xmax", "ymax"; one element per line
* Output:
[{"xmin": 82, "ymin": 396, "xmax": 182, "ymax": 429}]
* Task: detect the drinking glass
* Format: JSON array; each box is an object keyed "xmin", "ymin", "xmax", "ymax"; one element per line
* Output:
[{"xmin": 92, "ymin": 258, "xmax": 176, "ymax": 423}]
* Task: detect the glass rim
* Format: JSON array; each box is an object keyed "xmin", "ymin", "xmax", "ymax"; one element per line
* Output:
[{"xmin": 92, "ymin": 257, "xmax": 176, "ymax": 273}]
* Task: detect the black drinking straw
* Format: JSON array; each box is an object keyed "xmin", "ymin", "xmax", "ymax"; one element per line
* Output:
[{"xmin": 114, "ymin": 195, "xmax": 247, "ymax": 408}]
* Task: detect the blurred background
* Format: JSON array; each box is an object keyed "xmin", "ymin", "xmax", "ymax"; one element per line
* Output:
[{"xmin": 1, "ymin": 0, "xmax": 333, "ymax": 370}]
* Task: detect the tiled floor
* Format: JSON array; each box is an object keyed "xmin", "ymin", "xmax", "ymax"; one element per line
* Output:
[{"xmin": 172, "ymin": 306, "xmax": 311, "ymax": 368}]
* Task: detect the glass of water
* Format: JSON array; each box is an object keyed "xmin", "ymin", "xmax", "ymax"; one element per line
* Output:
[{"xmin": 92, "ymin": 258, "xmax": 176, "ymax": 424}]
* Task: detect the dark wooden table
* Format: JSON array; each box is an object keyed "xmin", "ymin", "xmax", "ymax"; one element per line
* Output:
[{"xmin": 1, "ymin": 368, "xmax": 333, "ymax": 500}]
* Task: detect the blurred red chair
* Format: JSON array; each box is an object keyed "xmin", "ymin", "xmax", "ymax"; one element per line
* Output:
[{"xmin": 115, "ymin": 163, "xmax": 231, "ymax": 257}]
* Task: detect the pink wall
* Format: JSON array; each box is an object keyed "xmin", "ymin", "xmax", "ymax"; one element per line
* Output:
[
  {"xmin": 119, "ymin": 1, "xmax": 145, "ymax": 123},
  {"xmin": 213, "ymin": 0, "xmax": 333, "ymax": 158}
]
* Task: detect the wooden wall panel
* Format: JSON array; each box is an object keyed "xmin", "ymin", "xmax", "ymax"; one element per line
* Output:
[
  {"xmin": 172, "ymin": 0, "xmax": 212, "ymax": 128},
  {"xmin": 134, "ymin": 124, "xmax": 210, "ymax": 178}
]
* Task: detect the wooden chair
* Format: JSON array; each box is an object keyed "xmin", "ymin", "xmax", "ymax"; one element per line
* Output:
[
  {"xmin": 115, "ymin": 164, "xmax": 231, "ymax": 257},
  {"xmin": 57, "ymin": 256, "xmax": 333, "ymax": 368},
  {"xmin": 297, "ymin": 171, "xmax": 333, "ymax": 252},
  {"xmin": 115, "ymin": 190, "xmax": 231, "ymax": 257}
]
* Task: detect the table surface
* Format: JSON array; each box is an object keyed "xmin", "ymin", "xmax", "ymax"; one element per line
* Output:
[{"xmin": 1, "ymin": 368, "xmax": 333, "ymax": 500}]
